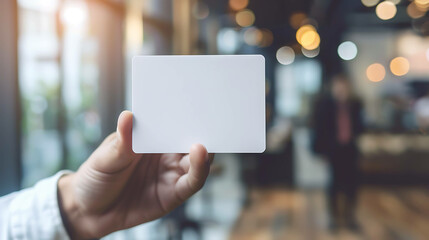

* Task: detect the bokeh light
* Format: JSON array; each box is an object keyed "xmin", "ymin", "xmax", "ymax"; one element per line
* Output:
[
  {"xmin": 296, "ymin": 24, "xmax": 316, "ymax": 43},
  {"xmin": 301, "ymin": 46, "xmax": 320, "ymax": 58},
  {"xmin": 366, "ymin": 63, "xmax": 386, "ymax": 82},
  {"xmin": 390, "ymin": 57, "xmax": 410, "ymax": 76},
  {"xmin": 229, "ymin": 0, "xmax": 249, "ymax": 11},
  {"xmin": 236, "ymin": 9, "xmax": 255, "ymax": 27},
  {"xmin": 296, "ymin": 24, "xmax": 320, "ymax": 50},
  {"xmin": 301, "ymin": 31, "xmax": 317, "ymax": 46},
  {"xmin": 243, "ymin": 27, "xmax": 263, "ymax": 46},
  {"xmin": 289, "ymin": 12, "xmax": 307, "ymax": 29},
  {"xmin": 302, "ymin": 32, "xmax": 320, "ymax": 50},
  {"xmin": 60, "ymin": 0, "xmax": 88, "ymax": 27},
  {"xmin": 376, "ymin": 1, "xmax": 397, "ymax": 20},
  {"xmin": 217, "ymin": 28, "xmax": 240, "ymax": 54},
  {"xmin": 415, "ymin": 0, "xmax": 429, "ymax": 10},
  {"xmin": 407, "ymin": 2, "xmax": 426, "ymax": 19},
  {"xmin": 337, "ymin": 41, "xmax": 358, "ymax": 60},
  {"xmin": 276, "ymin": 46, "xmax": 295, "ymax": 65},
  {"xmin": 361, "ymin": 0, "xmax": 380, "ymax": 7}
]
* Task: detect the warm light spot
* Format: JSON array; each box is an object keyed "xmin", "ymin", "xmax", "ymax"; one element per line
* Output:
[
  {"xmin": 338, "ymin": 41, "xmax": 358, "ymax": 61},
  {"xmin": 296, "ymin": 24, "xmax": 320, "ymax": 50},
  {"xmin": 301, "ymin": 46, "xmax": 320, "ymax": 58},
  {"xmin": 390, "ymin": 57, "xmax": 410, "ymax": 76},
  {"xmin": 376, "ymin": 1, "xmax": 397, "ymax": 20},
  {"xmin": 362, "ymin": 0, "xmax": 380, "ymax": 7},
  {"xmin": 415, "ymin": 0, "xmax": 429, "ymax": 10},
  {"xmin": 244, "ymin": 27, "xmax": 263, "ymax": 46},
  {"xmin": 366, "ymin": 63, "xmax": 386, "ymax": 82},
  {"xmin": 416, "ymin": 0, "xmax": 429, "ymax": 4},
  {"xmin": 301, "ymin": 31, "xmax": 317, "ymax": 47},
  {"xmin": 289, "ymin": 12, "xmax": 307, "ymax": 29},
  {"xmin": 236, "ymin": 9, "xmax": 255, "ymax": 27},
  {"xmin": 125, "ymin": 14, "xmax": 143, "ymax": 51},
  {"xmin": 302, "ymin": 32, "xmax": 320, "ymax": 50},
  {"xmin": 61, "ymin": 1, "xmax": 88, "ymax": 27},
  {"xmin": 229, "ymin": 0, "xmax": 249, "ymax": 11},
  {"xmin": 296, "ymin": 24, "xmax": 316, "ymax": 44},
  {"xmin": 407, "ymin": 2, "xmax": 426, "ymax": 19},
  {"xmin": 276, "ymin": 46, "xmax": 295, "ymax": 65}
]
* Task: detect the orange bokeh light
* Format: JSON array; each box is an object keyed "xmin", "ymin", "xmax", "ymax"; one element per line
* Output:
[
  {"xmin": 296, "ymin": 25, "xmax": 316, "ymax": 43},
  {"xmin": 229, "ymin": 0, "xmax": 249, "ymax": 11},
  {"xmin": 236, "ymin": 9, "xmax": 255, "ymax": 27},
  {"xmin": 366, "ymin": 63, "xmax": 386, "ymax": 82},
  {"xmin": 376, "ymin": 1, "xmax": 397, "ymax": 20},
  {"xmin": 390, "ymin": 57, "xmax": 410, "ymax": 76},
  {"xmin": 407, "ymin": 2, "xmax": 426, "ymax": 19}
]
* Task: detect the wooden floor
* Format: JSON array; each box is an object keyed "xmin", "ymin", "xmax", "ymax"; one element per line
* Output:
[{"xmin": 230, "ymin": 187, "xmax": 429, "ymax": 240}]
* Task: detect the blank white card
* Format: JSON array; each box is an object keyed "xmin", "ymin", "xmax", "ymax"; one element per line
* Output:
[{"xmin": 132, "ymin": 55, "xmax": 265, "ymax": 153}]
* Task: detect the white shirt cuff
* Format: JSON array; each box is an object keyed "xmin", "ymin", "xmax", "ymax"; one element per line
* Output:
[{"xmin": 8, "ymin": 170, "xmax": 73, "ymax": 240}]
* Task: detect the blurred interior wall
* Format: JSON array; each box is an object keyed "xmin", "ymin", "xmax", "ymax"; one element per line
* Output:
[
  {"xmin": 173, "ymin": 0, "xmax": 198, "ymax": 54},
  {"xmin": 124, "ymin": 0, "xmax": 143, "ymax": 109},
  {"xmin": 88, "ymin": 1, "xmax": 126, "ymax": 137},
  {"xmin": 140, "ymin": 0, "xmax": 197, "ymax": 55},
  {"xmin": 0, "ymin": 0, "xmax": 21, "ymax": 195},
  {"xmin": 343, "ymin": 30, "xmax": 396, "ymax": 125}
]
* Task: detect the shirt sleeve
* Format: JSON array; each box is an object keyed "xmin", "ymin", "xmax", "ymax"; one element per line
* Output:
[{"xmin": 0, "ymin": 171, "xmax": 73, "ymax": 240}]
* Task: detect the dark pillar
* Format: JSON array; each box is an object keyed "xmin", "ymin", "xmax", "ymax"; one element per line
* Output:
[{"xmin": 0, "ymin": 0, "xmax": 21, "ymax": 196}]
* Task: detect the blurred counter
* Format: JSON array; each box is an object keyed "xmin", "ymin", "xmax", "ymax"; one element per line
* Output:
[{"xmin": 359, "ymin": 133, "xmax": 429, "ymax": 184}]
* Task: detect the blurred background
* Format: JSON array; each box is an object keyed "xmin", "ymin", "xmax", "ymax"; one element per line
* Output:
[{"xmin": 1, "ymin": 0, "xmax": 429, "ymax": 239}]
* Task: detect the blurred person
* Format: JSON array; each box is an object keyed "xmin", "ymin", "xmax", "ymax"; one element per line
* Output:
[
  {"xmin": 0, "ymin": 111, "xmax": 213, "ymax": 240},
  {"xmin": 312, "ymin": 74, "xmax": 364, "ymax": 231}
]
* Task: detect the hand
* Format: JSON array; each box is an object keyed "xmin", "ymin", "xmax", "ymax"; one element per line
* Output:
[{"xmin": 58, "ymin": 111, "xmax": 213, "ymax": 239}]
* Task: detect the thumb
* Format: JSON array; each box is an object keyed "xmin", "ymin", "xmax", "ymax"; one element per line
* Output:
[
  {"xmin": 88, "ymin": 111, "xmax": 141, "ymax": 173},
  {"xmin": 176, "ymin": 144, "xmax": 210, "ymax": 200}
]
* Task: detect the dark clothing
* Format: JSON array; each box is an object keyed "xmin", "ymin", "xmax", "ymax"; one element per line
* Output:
[
  {"xmin": 329, "ymin": 143, "xmax": 359, "ymax": 220},
  {"xmin": 312, "ymin": 96, "xmax": 364, "ymax": 224},
  {"xmin": 312, "ymin": 96, "xmax": 363, "ymax": 157}
]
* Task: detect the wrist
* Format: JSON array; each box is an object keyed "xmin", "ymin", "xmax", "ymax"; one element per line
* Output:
[{"xmin": 58, "ymin": 173, "xmax": 92, "ymax": 239}]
